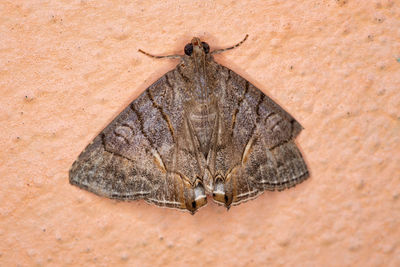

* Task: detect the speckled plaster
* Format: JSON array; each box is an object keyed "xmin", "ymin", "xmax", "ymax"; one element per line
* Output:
[{"xmin": 1, "ymin": 0, "xmax": 399, "ymax": 266}]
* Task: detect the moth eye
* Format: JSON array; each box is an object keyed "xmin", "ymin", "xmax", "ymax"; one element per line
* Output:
[
  {"xmin": 184, "ymin": 43, "xmax": 193, "ymax": 56},
  {"xmin": 202, "ymin": 42, "xmax": 210, "ymax": 53}
]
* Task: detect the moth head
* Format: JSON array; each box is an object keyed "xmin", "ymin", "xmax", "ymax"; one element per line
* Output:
[
  {"xmin": 212, "ymin": 176, "xmax": 233, "ymax": 208},
  {"xmin": 184, "ymin": 37, "xmax": 210, "ymax": 56}
]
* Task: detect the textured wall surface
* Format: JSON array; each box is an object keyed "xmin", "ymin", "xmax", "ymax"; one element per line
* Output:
[{"xmin": 1, "ymin": 0, "xmax": 399, "ymax": 266}]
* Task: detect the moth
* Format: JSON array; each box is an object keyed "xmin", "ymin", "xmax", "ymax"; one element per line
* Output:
[{"xmin": 69, "ymin": 35, "xmax": 309, "ymax": 214}]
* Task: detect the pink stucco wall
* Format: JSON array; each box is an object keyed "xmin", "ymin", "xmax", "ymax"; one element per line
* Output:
[{"xmin": 1, "ymin": 0, "xmax": 399, "ymax": 266}]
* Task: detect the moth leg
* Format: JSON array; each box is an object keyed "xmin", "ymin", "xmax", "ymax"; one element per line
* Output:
[
  {"xmin": 138, "ymin": 49, "xmax": 182, "ymax": 59},
  {"xmin": 211, "ymin": 34, "xmax": 249, "ymax": 55}
]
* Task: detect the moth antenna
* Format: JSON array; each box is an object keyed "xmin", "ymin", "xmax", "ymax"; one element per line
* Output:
[
  {"xmin": 138, "ymin": 49, "xmax": 182, "ymax": 59},
  {"xmin": 211, "ymin": 34, "xmax": 249, "ymax": 55}
]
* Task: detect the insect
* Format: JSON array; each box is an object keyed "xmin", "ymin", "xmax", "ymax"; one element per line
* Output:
[{"xmin": 69, "ymin": 35, "xmax": 309, "ymax": 214}]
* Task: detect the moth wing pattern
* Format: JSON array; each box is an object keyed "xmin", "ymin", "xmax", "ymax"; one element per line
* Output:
[
  {"xmin": 70, "ymin": 36, "xmax": 309, "ymax": 213},
  {"xmin": 212, "ymin": 64, "xmax": 309, "ymax": 205},
  {"xmin": 70, "ymin": 70, "xmax": 206, "ymax": 213}
]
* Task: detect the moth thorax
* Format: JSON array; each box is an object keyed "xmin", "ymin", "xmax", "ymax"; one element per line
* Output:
[{"xmin": 193, "ymin": 85, "xmax": 212, "ymax": 101}]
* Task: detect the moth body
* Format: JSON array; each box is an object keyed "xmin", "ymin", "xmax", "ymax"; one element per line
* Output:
[{"xmin": 69, "ymin": 36, "xmax": 309, "ymax": 214}]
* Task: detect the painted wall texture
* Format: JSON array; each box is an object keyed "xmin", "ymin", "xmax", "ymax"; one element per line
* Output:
[{"xmin": 1, "ymin": 0, "xmax": 399, "ymax": 266}]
